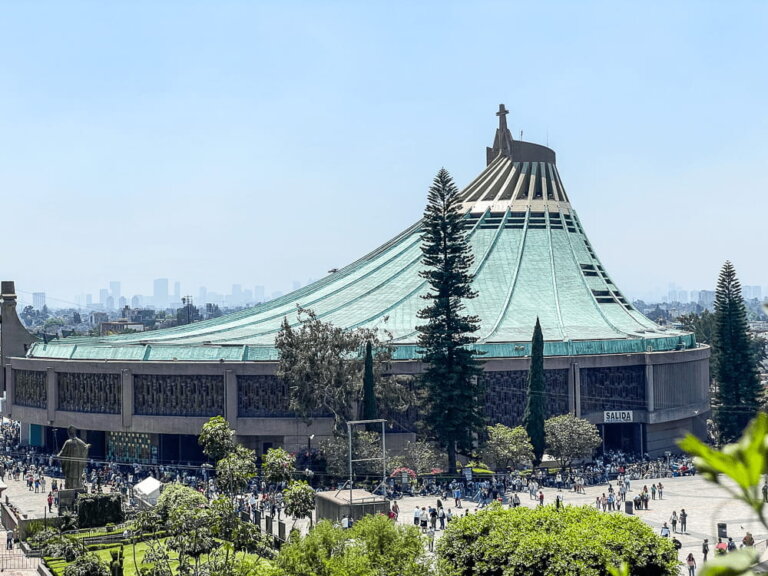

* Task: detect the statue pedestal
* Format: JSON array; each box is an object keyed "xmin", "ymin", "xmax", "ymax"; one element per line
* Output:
[{"xmin": 58, "ymin": 488, "xmax": 85, "ymax": 514}]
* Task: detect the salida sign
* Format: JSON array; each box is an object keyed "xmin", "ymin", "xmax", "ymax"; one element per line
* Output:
[{"xmin": 603, "ymin": 410, "xmax": 633, "ymax": 423}]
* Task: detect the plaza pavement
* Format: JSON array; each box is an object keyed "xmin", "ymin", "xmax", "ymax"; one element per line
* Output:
[{"xmin": 2, "ymin": 472, "xmax": 766, "ymax": 573}]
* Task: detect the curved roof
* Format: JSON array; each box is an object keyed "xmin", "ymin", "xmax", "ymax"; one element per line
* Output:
[{"xmin": 28, "ymin": 106, "xmax": 693, "ymax": 362}]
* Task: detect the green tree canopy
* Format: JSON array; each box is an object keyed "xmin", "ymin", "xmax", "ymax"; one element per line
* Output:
[
  {"xmin": 275, "ymin": 307, "xmax": 398, "ymax": 431},
  {"xmin": 199, "ymin": 415, "xmax": 235, "ymax": 462},
  {"xmin": 283, "ymin": 481, "xmax": 316, "ymax": 526},
  {"xmin": 277, "ymin": 514, "xmax": 427, "ymax": 576},
  {"xmin": 388, "ymin": 439, "xmax": 446, "ymax": 476},
  {"xmin": 155, "ymin": 483, "xmax": 207, "ymax": 523},
  {"xmin": 523, "ymin": 318, "xmax": 546, "ymax": 465},
  {"xmin": 482, "ymin": 424, "xmax": 534, "ymax": 471},
  {"xmin": 544, "ymin": 414, "xmax": 602, "ymax": 469},
  {"xmin": 416, "ymin": 168, "xmax": 484, "ymax": 473},
  {"xmin": 712, "ymin": 261, "xmax": 761, "ymax": 443},
  {"xmin": 437, "ymin": 504, "xmax": 677, "ymax": 576},
  {"xmin": 262, "ymin": 447, "xmax": 296, "ymax": 485}
]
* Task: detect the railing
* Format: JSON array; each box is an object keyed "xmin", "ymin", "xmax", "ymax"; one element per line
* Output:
[{"xmin": 0, "ymin": 552, "xmax": 40, "ymax": 570}]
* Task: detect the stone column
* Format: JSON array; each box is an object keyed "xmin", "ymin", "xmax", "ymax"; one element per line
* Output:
[
  {"xmin": 645, "ymin": 358, "xmax": 655, "ymax": 413},
  {"xmin": 46, "ymin": 368, "xmax": 57, "ymax": 423},
  {"xmin": 225, "ymin": 370, "xmax": 237, "ymax": 428},
  {"xmin": 4, "ymin": 366, "xmax": 14, "ymax": 417},
  {"xmin": 572, "ymin": 362, "xmax": 581, "ymax": 417},
  {"xmin": 121, "ymin": 369, "xmax": 133, "ymax": 428}
]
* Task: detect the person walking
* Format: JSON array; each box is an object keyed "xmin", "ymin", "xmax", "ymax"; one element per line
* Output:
[
  {"xmin": 679, "ymin": 509, "xmax": 688, "ymax": 533},
  {"xmin": 658, "ymin": 482, "xmax": 664, "ymax": 499},
  {"xmin": 413, "ymin": 506, "xmax": 421, "ymax": 526},
  {"xmin": 702, "ymin": 539, "xmax": 709, "ymax": 562},
  {"xmin": 660, "ymin": 523, "xmax": 671, "ymax": 538},
  {"xmin": 763, "ymin": 481, "xmax": 768, "ymax": 503},
  {"xmin": 6, "ymin": 528, "xmax": 13, "ymax": 550},
  {"xmin": 670, "ymin": 511, "xmax": 678, "ymax": 533},
  {"xmin": 686, "ymin": 553, "xmax": 697, "ymax": 576},
  {"xmin": 651, "ymin": 483, "xmax": 657, "ymax": 500}
]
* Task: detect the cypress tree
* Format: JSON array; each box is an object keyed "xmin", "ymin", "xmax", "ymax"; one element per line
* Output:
[
  {"xmin": 416, "ymin": 168, "xmax": 484, "ymax": 473},
  {"xmin": 712, "ymin": 261, "xmax": 761, "ymax": 443},
  {"xmin": 361, "ymin": 340, "xmax": 378, "ymax": 428},
  {"xmin": 523, "ymin": 318, "xmax": 546, "ymax": 465}
]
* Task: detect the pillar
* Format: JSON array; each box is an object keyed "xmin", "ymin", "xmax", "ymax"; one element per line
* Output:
[
  {"xmin": 4, "ymin": 366, "xmax": 14, "ymax": 418},
  {"xmin": 225, "ymin": 370, "xmax": 237, "ymax": 429},
  {"xmin": 121, "ymin": 369, "xmax": 133, "ymax": 428},
  {"xmin": 46, "ymin": 368, "xmax": 56, "ymax": 423},
  {"xmin": 645, "ymin": 359, "xmax": 655, "ymax": 413}
]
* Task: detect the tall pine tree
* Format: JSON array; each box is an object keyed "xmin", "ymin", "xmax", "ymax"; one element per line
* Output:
[
  {"xmin": 523, "ymin": 318, "xmax": 546, "ymax": 464},
  {"xmin": 712, "ymin": 261, "xmax": 761, "ymax": 443},
  {"xmin": 416, "ymin": 168, "xmax": 484, "ymax": 473}
]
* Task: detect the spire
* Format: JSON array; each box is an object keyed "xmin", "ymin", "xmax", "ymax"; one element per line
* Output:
[{"xmin": 487, "ymin": 103, "xmax": 515, "ymax": 164}]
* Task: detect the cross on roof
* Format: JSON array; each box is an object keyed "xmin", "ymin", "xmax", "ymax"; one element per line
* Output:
[{"xmin": 496, "ymin": 104, "xmax": 509, "ymax": 118}]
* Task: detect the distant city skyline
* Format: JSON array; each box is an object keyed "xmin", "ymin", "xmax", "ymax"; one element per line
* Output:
[{"xmin": 1, "ymin": 2, "xmax": 766, "ymax": 306}]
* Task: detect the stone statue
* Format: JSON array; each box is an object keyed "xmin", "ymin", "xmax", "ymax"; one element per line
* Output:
[{"xmin": 57, "ymin": 426, "xmax": 90, "ymax": 490}]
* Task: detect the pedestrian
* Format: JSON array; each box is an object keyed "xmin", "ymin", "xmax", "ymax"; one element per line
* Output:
[
  {"xmin": 538, "ymin": 491, "xmax": 544, "ymax": 506},
  {"xmin": 651, "ymin": 484, "xmax": 657, "ymax": 500},
  {"xmin": 702, "ymin": 539, "xmax": 709, "ymax": 562},
  {"xmin": 427, "ymin": 526, "xmax": 435, "ymax": 552},
  {"xmin": 511, "ymin": 493, "xmax": 520, "ymax": 508},
  {"xmin": 727, "ymin": 538, "xmax": 737, "ymax": 553},
  {"xmin": 670, "ymin": 511, "xmax": 678, "ymax": 533},
  {"xmin": 657, "ymin": 482, "xmax": 664, "ymax": 499},
  {"xmin": 453, "ymin": 485, "xmax": 462, "ymax": 508},
  {"xmin": 6, "ymin": 528, "xmax": 13, "ymax": 550},
  {"xmin": 420, "ymin": 507, "xmax": 428, "ymax": 532},
  {"xmin": 413, "ymin": 506, "xmax": 421, "ymax": 526},
  {"xmin": 686, "ymin": 553, "xmax": 697, "ymax": 576},
  {"xmin": 437, "ymin": 506, "xmax": 446, "ymax": 530},
  {"xmin": 742, "ymin": 532, "xmax": 755, "ymax": 548},
  {"xmin": 47, "ymin": 491, "xmax": 53, "ymax": 513},
  {"xmin": 391, "ymin": 501, "xmax": 399, "ymax": 520},
  {"xmin": 660, "ymin": 523, "xmax": 670, "ymax": 538},
  {"xmin": 679, "ymin": 509, "xmax": 687, "ymax": 533},
  {"xmin": 763, "ymin": 481, "xmax": 768, "ymax": 503}
]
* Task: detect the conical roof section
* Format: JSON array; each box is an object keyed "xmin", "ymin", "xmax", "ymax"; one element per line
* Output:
[{"xmin": 28, "ymin": 106, "xmax": 693, "ymax": 362}]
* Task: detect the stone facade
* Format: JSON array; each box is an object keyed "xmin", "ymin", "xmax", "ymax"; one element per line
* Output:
[{"xmin": 58, "ymin": 372, "xmax": 120, "ymax": 414}]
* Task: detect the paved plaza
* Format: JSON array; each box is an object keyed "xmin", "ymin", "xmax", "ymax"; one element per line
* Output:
[{"xmin": 2, "ymin": 472, "xmax": 766, "ymax": 573}]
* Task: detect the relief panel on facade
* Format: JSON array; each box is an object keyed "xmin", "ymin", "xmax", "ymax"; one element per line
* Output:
[
  {"xmin": 58, "ymin": 372, "xmax": 121, "ymax": 414},
  {"xmin": 483, "ymin": 369, "xmax": 570, "ymax": 427},
  {"xmin": 580, "ymin": 366, "xmax": 645, "ymax": 414},
  {"xmin": 237, "ymin": 375, "xmax": 292, "ymax": 417},
  {"xmin": 14, "ymin": 370, "xmax": 47, "ymax": 409},
  {"xmin": 134, "ymin": 374, "xmax": 224, "ymax": 417}
]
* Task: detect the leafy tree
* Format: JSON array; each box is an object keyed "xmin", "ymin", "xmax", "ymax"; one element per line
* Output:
[
  {"xmin": 361, "ymin": 340, "xmax": 378, "ymax": 426},
  {"xmin": 199, "ymin": 415, "xmax": 236, "ymax": 462},
  {"xmin": 482, "ymin": 424, "xmax": 534, "ymax": 471},
  {"xmin": 275, "ymin": 307, "xmax": 393, "ymax": 430},
  {"xmin": 523, "ymin": 318, "xmax": 546, "ymax": 465},
  {"xmin": 262, "ymin": 447, "xmax": 295, "ymax": 485},
  {"xmin": 712, "ymin": 261, "xmax": 761, "ymax": 443},
  {"xmin": 416, "ymin": 168, "xmax": 484, "ymax": 473},
  {"xmin": 437, "ymin": 503, "xmax": 677, "ymax": 576},
  {"xmin": 283, "ymin": 481, "xmax": 316, "ymax": 527},
  {"xmin": 63, "ymin": 554, "xmax": 109, "ymax": 576},
  {"xmin": 320, "ymin": 430, "xmax": 383, "ymax": 478},
  {"xmin": 155, "ymin": 483, "xmax": 207, "ymax": 523},
  {"xmin": 277, "ymin": 515, "xmax": 426, "ymax": 576},
  {"xmin": 388, "ymin": 439, "xmax": 446, "ymax": 476},
  {"xmin": 167, "ymin": 505, "xmax": 217, "ymax": 576},
  {"xmin": 217, "ymin": 444, "xmax": 258, "ymax": 498},
  {"xmin": 678, "ymin": 310, "xmax": 715, "ymax": 344},
  {"xmin": 544, "ymin": 414, "xmax": 602, "ymax": 469}
]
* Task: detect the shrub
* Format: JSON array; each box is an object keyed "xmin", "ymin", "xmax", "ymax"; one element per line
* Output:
[
  {"xmin": 77, "ymin": 494, "xmax": 123, "ymax": 529},
  {"xmin": 63, "ymin": 553, "xmax": 109, "ymax": 576},
  {"xmin": 437, "ymin": 503, "xmax": 678, "ymax": 576},
  {"xmin": 43, "ymin": 535, "xmax": 82, "ymax": 563}
]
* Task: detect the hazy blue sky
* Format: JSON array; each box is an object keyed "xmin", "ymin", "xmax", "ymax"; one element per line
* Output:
[{"xmin": 1, "ymin": 1, "xmax": 766, "ymax": 306}]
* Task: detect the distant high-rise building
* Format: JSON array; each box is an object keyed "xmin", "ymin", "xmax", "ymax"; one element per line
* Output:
[
  {"xmin": 109, "ymin": 281, "xmax": 121, "ymax": 302},
  {"xmin": 131, "ymin": 295, "xmax": 142, "ymax": 308},
  {"xmin": 173, "ymin": 281, "xmax": 181, "ymax": 304},
  {"xmin": 690, "ymin": 290, "xmax": 699, "ymax": 305},
  {"xmin": 85, "ymin": 294, "xmax": 93, "ymax": 307},
  {"xmin": 106, "ymin": 296, "xmax": 115, "ymax": 310},
  {"xmin": 118, "ymin": 296, "xmax": 127, "ymax": 309},
  {"xmin": 232, "ymin": 284, "xmax": 243, "ymax": 305},
  {"xmin": 33, "ymin": 292, "xmax": 46, "ymax": 309},
  {"xmin": 699, "ymin": 290, "xmax": 716, "ymax": 310},
  {"xmin": 99, "ymin": 288, "xmax": 109, "ymax": 306},
  {"xmin": 743, "ymin": 285, "xmax": 762, "ymax": 301},
  {"xmin": 154, "ymin": 279, "xmax": 169, "ymax": 307},
  {"xmin": 199, "ymin": 286, "xmax": 207, "ymax": 303}
]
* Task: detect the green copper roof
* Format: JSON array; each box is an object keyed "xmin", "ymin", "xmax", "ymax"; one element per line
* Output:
[{"xmin": 27, "ymin": 109, "xmax": 694, "ymax": 362}]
